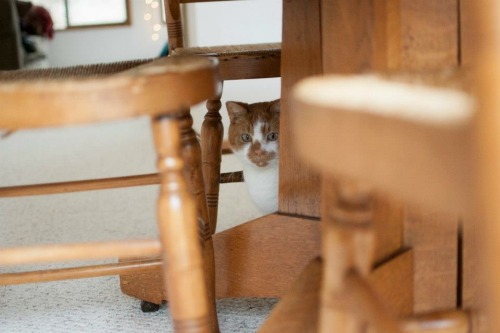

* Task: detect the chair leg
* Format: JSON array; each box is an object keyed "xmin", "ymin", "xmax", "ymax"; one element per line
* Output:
[
  {"xmin": 319, "ymin": 178, "xmax": 376, "ymax": 333},
  {"xmin": 202, "ymin": 85, "xmax": 224, "ymax": 235},
  {"xmin": 179, "ymin": 112, "xmax": 220, "ymax": 333},
  {"xmin": 152, "ymin": 114, "xmax": 211, "ymax": 333}
]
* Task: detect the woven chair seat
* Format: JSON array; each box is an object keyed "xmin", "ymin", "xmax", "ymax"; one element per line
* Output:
[
  {"xmin": 172, "ymin": 42, "xmax": 281, "ymax": 57},
  {"xmin": 0, "ymin": 56, "xmax": 218, "ymax": 129},
  {"xmin": 0, "ymin": 59, "xmax": 153, "ymax": 81}
]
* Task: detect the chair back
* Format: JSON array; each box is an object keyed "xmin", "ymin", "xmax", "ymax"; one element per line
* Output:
[
  {"xmin": 292, "ymin": 70, "xmax": 474, "ymax": 214},
  {"xmin": 165, "ymin": 0, "xmax": 241, "ymax": 51}
]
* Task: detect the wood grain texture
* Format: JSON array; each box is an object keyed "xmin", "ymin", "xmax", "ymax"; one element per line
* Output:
[
  {"xmin": 120, "ymin": 214, "xmax": 321, "ymax": 303},
  {"xmin": 293, "ymin": 70, "xmax": 466, "ymax": 315},
  {"xmin": 165, "ymin": 0, "xmax": 183, "ymax": 49},
  {"xmin": 0, "ymin": 240, "xmax": 161, "ymax": 266},
  {"xmin": 459, "ymin": 0, "xmax": 476, "ymax": 66},
  {"xmin": 317, "ymin": 6, "xmax": 409, "ymax": 326},
  {"xmin": 123, "ymin": 0, "xmax": 282, "ymax": 311},
  {"xmin": 213, "ymin": 214, "xmax": 320, "ymax": 298},
  {"xmin": 460, "ymin": 3, "xmax": 486, "ymax": 332},
  {"xmin": 404, "ymin": 208, "xmax": 459, "ymax": 313},
  {"xmin": 462, "ymin": 217, "xmax": 485, "ymax": 332},
  {"xmin": 0, "ymin": 172, "xmax": 243, "ymax": 198},
  {"xmin": 177, "ymin": 113, "xmax": 219, "ymax": 332},
  {"xmin": 279, "ymin": 0, "xmax": 322, "ymax": 217},
  {"xmin": 372, "ymin": 0, "xmax": 402, "ymax": 70},
  {"xmin": 152, "ymin": 115, "xmax": 213, "ymax": 333},
  {"xmin": 323, "ymin": 180, "xmax": 405, "ymax": 267},
  {"xmin": 172, "ymin": 45, "xmax": 281, "ymax": 81},
  {"xmin": 202, "ymin": 93, "xmax": 224, "ymax": 235},
  {"xmin": 0, "ymin": 56, "xmax": 219, "ymax": 129},
  {"xmin": 0, "ymin": 52, "xmax": 221, "ymax": 330},
  {"xmin": 259, "ymin": 251, "xmax": 413, "ymax": 333},
  {"xmin": 323, "ymin": 0, "xmax": 459, "ymax": 71},
  {"xmin": 344, "ymin": 272, "xmax": 401, "ymax": 333},
  {"xmin": 318, "ymin": 179, "xmax": 408, "ymax": 333},
  {"xmin": 321, "ymin": 0, "xmax": 378, "ymax": 73},
  {"xmin": 399, "ymin": 0, "xmax": 459, "ymax": 70},
  {"xmin": 0, "ymin": 173, "xmax": 161, "ymax": 197},
  {"xmin": 216, "ymin": 53, "xmax": 280, "ymax": 81},
  {"xmin": 0, "ymin": 259, "xmax": 162, "ymax": 285},
  {"xmin": 472, "ymin": 0, "xmax": 500, "ymax": 331},
  {"xmin": 372, "ymin": 195, "xmax": 405, "ymax": 264},
  {"xmin": 392, "ymin": 1, "xmax": 463, "ymax": 308},
  {"xmin": 369, "ymin": 250, "xmax": 414, "ymax": 318},
  {"xmin": 292, "ymin": 73, "xmax": 472, "ymax": 213},
  {"xmin": 319, "ymin": 179, "xmax": 376, "ymax": 333},
  {"xmin": 320, "ymin": 0, "xmax": 405, "ymax": 72},
  {"xmin": 474, "ymin": 67, "xmax": 500, "ymax": 332},
  {"xmin": 272, "ymin": 1, "xmax": 462, "ymax": 331},
  {"xmin": 258, "ymin": 258, "xmax": 321, "ymax": 333},
  {"xmin": 120, "ymin": 266, "xmax": 166, "ymax": 305}
]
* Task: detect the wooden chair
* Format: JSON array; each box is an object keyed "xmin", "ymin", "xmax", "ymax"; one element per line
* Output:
[
  {"xmin": 0, "ymin": 56, "xmax": 221, "ymax": 333},
  {"xmin": 259, "ymin": 67, "xmax": 488, "ymax": 332},
  {"xmin": 165, "ymin": 0, "xmax": 281, "ymax": 234},
  {"xmin": 118, "ymin": 0, "xmax": 287, "ymax": 308}
]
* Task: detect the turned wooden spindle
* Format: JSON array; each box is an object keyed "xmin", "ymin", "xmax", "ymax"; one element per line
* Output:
[
  {"xmin": 177, "ymin": 111, "xmax": 219, "ymax": 333},
  {"xmin": 0, "ymin": 171, "xmax": 244, "ymax": 198},
  {"xmin": 152, "ymin": 114, "xmax": 211, "ymax": 333},
  {"xmin": 202, "ymin": 89, "xmax": 224, "ymax": 235},
  {"xmin": 320, "ymin": 178, "xmax": 400, "ymax": 333},
  {"xmin": 178, "ymin": 111, "xmax": 211, "ymax": 236},
  {"xmin": 165, "ymin": 0, "xmax": 183, "ymax": 50}
]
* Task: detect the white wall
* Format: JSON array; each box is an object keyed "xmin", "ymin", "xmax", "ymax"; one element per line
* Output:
[
  {"xmin": 185, "ymin": 0, "xmax": 282, "ymax": 132},
  {"xmin": 46, "ymin": 1, "xmax": 167, "ymax": 66},
  {"xmin": 185, "ymin": 0, "xmax": 282, "ymax": 47}
]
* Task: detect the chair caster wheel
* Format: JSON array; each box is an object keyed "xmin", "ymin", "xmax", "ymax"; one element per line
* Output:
[{"xmin": 141, "ymin": 300, "xmax": 161, "ymax": 313}]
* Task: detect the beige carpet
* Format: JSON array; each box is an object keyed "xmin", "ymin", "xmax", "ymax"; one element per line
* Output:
[{"xmin": 0, "ymin": 110, "xmax": 277, "ymax": 332}]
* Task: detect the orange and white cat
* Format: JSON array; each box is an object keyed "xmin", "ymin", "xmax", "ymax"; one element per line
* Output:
[{"xmin": 226, "ymin": 99, "xmax": 280, "ymax": 214}]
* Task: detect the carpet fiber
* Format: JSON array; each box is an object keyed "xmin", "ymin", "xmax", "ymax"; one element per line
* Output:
[{"xmin": 0, "ymin": 115, "xmax": 277, "ymax": 332}]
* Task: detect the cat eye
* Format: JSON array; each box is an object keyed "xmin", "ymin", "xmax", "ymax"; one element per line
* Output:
[
  {"xmin": 241, "ymin": 133, "xmax": 252, "ymax": 142},
  {"xmin": 267, "ymin": 132, "xmax": 279, "ymax": 141}
]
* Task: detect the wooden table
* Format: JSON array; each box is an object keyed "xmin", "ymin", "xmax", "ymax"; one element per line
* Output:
[
  {"xmin": 122, "ymin": 0, "xmax": 469, "ymax": 316},
  {"xmin": 279, "ymin": 0, "xmax": 463, "ymax": 314}
]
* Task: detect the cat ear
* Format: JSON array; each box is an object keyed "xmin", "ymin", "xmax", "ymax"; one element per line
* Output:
[
  {"xmin": 226, "ymin": 101, "xmax": 248, "ymax": 121},
  {"xmin": 270, "ymin": 99, "xmax": 281, "ymax": 113}
]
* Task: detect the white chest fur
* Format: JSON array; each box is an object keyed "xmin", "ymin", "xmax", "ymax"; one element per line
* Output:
[{"xmin": 243, "ymin": 162, "xmax": 279, "ymax": 214}]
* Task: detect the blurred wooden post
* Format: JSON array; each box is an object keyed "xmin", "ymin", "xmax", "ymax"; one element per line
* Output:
[
  {"xmin": 319, "ymin": 179, "xmax": 377, "ymax": 332},
  {"xmin": 470, "ymin": 0, "xmax": 500, "ymax": 331},
  {"xmin": 319, "ymin": 0, "xmax": 460, "ymax": 313},
  {"xmin": 459, "ymin": 0, "xmax": 485, "ymax": 331},
  {"xmin": 279, "ymin": 0, "xmax": 322, "ymax": 217}
]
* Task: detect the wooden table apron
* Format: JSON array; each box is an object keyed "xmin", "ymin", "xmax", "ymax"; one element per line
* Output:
[{"xmin": 121, "ymin": 0, "xmax": 464, "ymax": 313}]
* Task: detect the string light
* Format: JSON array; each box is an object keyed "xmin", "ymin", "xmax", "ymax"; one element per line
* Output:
[{"xmin": 144, "ymin": 0, "xmax": 164, "ymax": 42}]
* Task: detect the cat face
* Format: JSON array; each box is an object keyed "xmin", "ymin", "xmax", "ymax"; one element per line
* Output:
[{"xmin": 226, "ymin": 99, "xmax": 280, "ymax": 168}]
